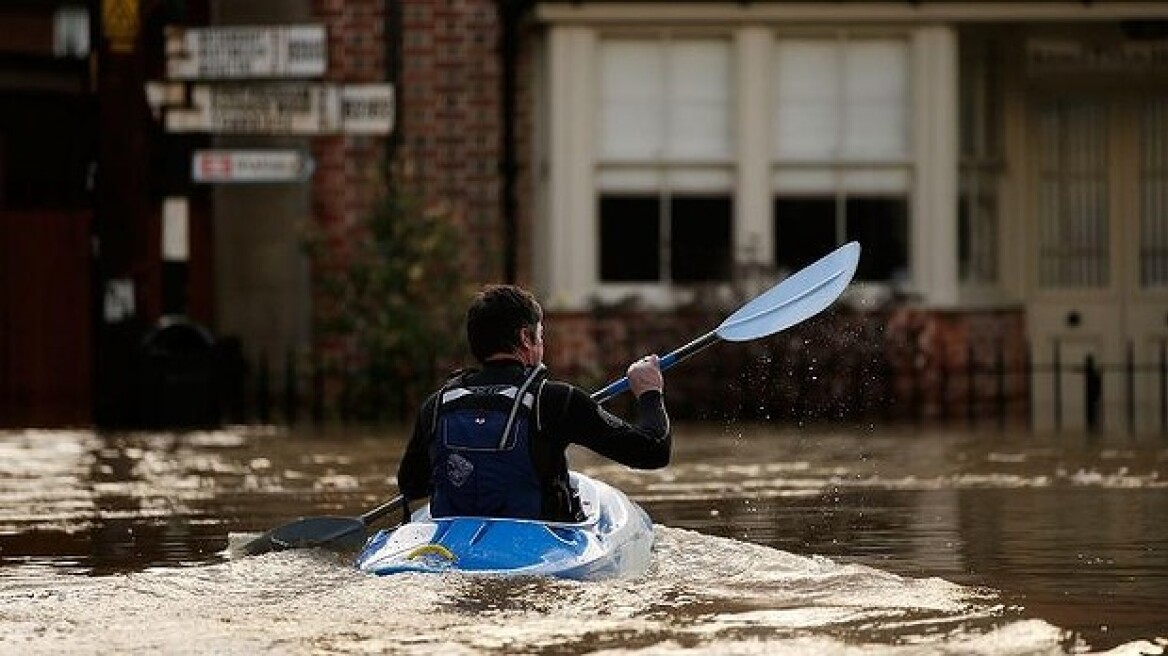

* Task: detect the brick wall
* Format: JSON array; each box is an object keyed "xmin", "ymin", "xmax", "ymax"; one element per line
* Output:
[
  {"xmin": 308, "ymin": 0, "xmax": 389, "ymax": 408},
  {"xmin": 393, "ymin": 0, "xmax": 505, "ymax": 282},
  {"xmin": 311, "ymin": 0, "xmax": 387, "ymax": 238}
]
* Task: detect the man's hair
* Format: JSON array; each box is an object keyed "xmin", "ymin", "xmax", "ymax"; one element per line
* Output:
[{"xmin": 466, "ymin": 284, "xmax": 543, "ymax": 362}]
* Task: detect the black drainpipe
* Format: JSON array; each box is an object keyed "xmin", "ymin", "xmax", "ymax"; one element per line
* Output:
[
  {"xmin": 498, "ymin": 0, "xmax": 529, "ymax": 283},
  {"xmin": 385, "ymin": 0, "xmax": 403, "ymax": 179}
]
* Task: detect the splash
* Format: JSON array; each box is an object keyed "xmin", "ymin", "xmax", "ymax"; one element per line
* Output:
[{"xmin": 4, "ymin": 526, "xmax": 1147, "ymax": 655}]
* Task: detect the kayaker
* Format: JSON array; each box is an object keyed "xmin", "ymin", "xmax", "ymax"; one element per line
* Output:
[{"xmin": 396, "ymin": 284, "xmax": 671, "ymax": 522}]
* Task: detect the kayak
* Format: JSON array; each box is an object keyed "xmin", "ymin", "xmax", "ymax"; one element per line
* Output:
[{"xmin": 354, "ymin": 472, "xmax": 654, "ymax": 580}]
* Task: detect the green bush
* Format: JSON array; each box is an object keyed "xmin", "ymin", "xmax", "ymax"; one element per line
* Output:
[{"xmin": 310, "ymin": 189, "xmax": 472, "ymax": 422}]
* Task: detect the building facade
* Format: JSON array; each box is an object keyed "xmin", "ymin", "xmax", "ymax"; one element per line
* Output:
[{"xmin": 517, "ymin": 1, "xmax": 1168, "ymax": 431}]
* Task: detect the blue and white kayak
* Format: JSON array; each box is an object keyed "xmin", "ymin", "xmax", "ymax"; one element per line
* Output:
[{"xmin": 354, "ymin": 472, "xmax": 654, "ymax": 580}]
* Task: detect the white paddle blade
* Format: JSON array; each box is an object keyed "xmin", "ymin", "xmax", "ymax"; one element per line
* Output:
[{"xmin": 716, "ymin": 241, "xmax": 860, "ymax": 342}]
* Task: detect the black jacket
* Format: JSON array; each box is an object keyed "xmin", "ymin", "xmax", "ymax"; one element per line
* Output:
[{"xmin": 397, "ymin": 359, "xmax": 671, "ymax": 521}]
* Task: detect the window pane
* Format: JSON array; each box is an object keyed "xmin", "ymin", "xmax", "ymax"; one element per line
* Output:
[
  {"xmin": 775, "ymin": 196, "xmax": 909, "ymax": 282},
  {"xmin": 960, "ymin": 36, "xmax": 1004, "ymax": 160},
  {"xmin": 600, "ymin": 195, "xmax": 660, "ymax": 281},
  {"xmin": 1037, "ymin": 99, "xmax": 1109, "ymax": 288},
  {"xmin": 668, "ymin": 41, "xmax": 733, "ymax": 160},
  {"xmin": 958, "ymin": 186, "xmax": 999, "ymax": 284},
  {"xmin": 773, "ymin": 197, "xmax": 837, "ymax": 275},
  {"xmin": 1141, "ymin": 95, "xmax": 1168, "ymax": 288},
  {"xmin": 843, "ymin": 40, "xmax": 909, "ymax": 159},
  {"xmin": 774, "ymin": 38, "xmax": 909, "ymax": 162},
  {"xmin": 958, "ymin": 37, "xmax": 1004, "ymax": 286},
  {"xmin": 600, "ymin": 39, "xmax": 732, "ymax": 162},
  {"xmin": 599, "ymin": 41, "xmax": 664, "ymax": 160},
  {"xmin": 671, "ymin": 195, "xmax": 732, "ymax": 282},
  {"xmin": 846, "ymin": 197, "xmax": 909, "ymax": 282},
  {"xmin": 773, "ymin": 40, "xmax": 839, "ymax": 160}
]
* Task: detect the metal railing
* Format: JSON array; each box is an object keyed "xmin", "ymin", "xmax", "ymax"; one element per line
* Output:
[{"xmin": 239, "ymin": 337, "xmax": 1168, "ymax": 436}]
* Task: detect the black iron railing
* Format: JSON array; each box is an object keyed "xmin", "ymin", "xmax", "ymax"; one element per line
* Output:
[{"xmin": 239, "ymin": 337, "xmax": 1168, "ymax": 436}]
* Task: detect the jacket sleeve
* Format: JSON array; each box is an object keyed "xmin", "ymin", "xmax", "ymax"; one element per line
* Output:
[
  {"xmin": 551, "ymin": 384, "xmax": 671, "ymax": 469},
  {"xmin": 396, "ymin": 395, "xmax": 436, "ymax": 501}
]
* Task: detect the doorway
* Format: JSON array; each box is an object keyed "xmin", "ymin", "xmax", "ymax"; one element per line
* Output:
[{"xmin": 1027, "ymin": 93, "xmax": 1168, "ymax": 432}]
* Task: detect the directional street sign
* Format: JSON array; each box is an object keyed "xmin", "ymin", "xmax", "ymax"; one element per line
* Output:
[
  {"xmin": 191, "ymin": 149, "xmax": 315, "ymax": 184},
  {"xmin": 166, "ymin": 25, "xmax": 327, "ymax": 80},
  {"xmin": 165, "ymin": 83, "xmax": 394, "ymax": 135}
]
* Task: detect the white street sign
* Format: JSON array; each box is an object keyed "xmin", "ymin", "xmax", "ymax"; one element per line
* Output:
[
  {"xmin": 165, "ymin": 83, "xmax": 394, "ymax": 135},
  {"xmin": 166, "ymin": 25, "xmax": 327, "ymax": 80},
  {"xmin": 192, "ymin": 150, "xmax": 315, "ymax": 183},
  {"xmin": 340, "ymin": 85, "xmax": 396, "ymax": 135}
]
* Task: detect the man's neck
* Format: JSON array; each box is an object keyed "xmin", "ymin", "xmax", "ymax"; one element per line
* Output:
[{"xmin": 484, "ymin": 355, "xmax": 525, "ymax": 366}]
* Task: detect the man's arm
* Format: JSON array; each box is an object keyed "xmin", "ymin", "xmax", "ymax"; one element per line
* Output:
[
  {"xmin": 552, "ymin": 384, "xmax": 671, "ymax": 469},
  {"xmin": 396, "ymin": 397, "xmax": 436, "ymax": 500}
]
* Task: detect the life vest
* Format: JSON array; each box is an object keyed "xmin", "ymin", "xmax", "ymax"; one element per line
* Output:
[{"xmin": 428, "ymin": 364, "xmax": 547, "ymax": 518}]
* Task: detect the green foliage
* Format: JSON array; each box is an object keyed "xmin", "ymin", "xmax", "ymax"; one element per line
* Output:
[{"xmin": 310, "ymin": 190, "xmax": 472, "ymax": 422}]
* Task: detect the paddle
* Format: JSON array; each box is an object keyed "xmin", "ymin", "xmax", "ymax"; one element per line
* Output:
[
  {"xmin": 240, "ymin": 495, "xmax": 406, "ymax": 556},
  {"xmin": 591, "ymin": 241, "xmax": 861, "ymax": 404},
  {"xmin": 242, "ymin": 241, "xmax": 859, "ymax": 556}
]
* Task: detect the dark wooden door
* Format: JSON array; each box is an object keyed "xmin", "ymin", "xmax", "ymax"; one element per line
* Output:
[{"xmin": 0, "ymin": 209, "xmax": 93, "ymax": 426}]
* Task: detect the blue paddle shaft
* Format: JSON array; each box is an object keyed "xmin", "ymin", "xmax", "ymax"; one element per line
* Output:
[{"xmin": 591, "ymin": 332, "xmax": 720, "ymax": 404}]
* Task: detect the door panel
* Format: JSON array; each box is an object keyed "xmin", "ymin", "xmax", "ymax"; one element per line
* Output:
[
  {"xmin": 1028, "ymin": 305, "xmax": 1116, "ymax": 432},
  {"xmin": 1128, "ymin": 306, "xmax": 1168, "ymax": 434},
  {"xmin": 1129, "ymin": 96, "xmax": 1168, "ymax": 433},
  {"xmin": 1028, "ymin": 94, "xmax": 1168, "ymax": 433},
  {"xmin": 1035, "ymin": 98, "xmax": 1111, "ymax": 291},
  {"xmin": 1138, "ymin": 96, "xmax": 1168, "ymax": 291},
  {"xmin": 0, "ymin": 210, "xmax": 93, "ymax": 427}
]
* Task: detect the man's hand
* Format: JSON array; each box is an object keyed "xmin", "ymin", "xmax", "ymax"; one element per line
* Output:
[{"xmin": 627, "ymin": 354, "xmax": 664, "ymax": 397}]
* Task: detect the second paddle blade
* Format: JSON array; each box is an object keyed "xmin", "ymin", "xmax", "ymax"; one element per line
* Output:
[{"xmin": 268, "ymin": 516, "xmax": 369, "ymax": 551}]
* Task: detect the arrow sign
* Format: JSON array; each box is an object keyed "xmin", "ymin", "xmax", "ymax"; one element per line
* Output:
[{"xmin": 191, "ymin": 149, "xmax": 315, "ymax": 184}]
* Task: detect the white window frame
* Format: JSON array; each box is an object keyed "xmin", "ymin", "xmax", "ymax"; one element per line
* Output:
[
  {"xmin": 770, "ymin": 33, "xmax": 914, "ymax": 288},
  {"xmin": 594, "ymin": 34, "xmax": 736, "ymax": 298}
]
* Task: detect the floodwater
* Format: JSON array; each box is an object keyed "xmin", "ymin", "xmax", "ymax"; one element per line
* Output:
[{"xmin": 1, "ymin": 423, "xmax": 1166, "ymax": 655}]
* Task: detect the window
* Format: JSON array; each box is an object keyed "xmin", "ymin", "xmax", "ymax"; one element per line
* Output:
[
  {"xmin": 600, "ymin": 195, "xmax": 658, "ymax": 281},
  {"xmin": 1141, "ymin": 96, "xmax": 1168, "ymax": 288},
  {"xmin": 773, "ymin": 196, "xmax": 907, "ymax": 280},
  {"xmin": 596, "ymin": 38, "xmax": 734, "ymax": 284},
  {"xmin": 599, "ymin": 195, "xmax": 732, "ymax": 282},
  {"xmin": 54, "ymin": 6, "xmax": 90, "ymax": 58},
  {"xmin": 958, "ymin": 36, "xmax": 1003, "ymax": 285},
  {"xmin": 771, "ymin": 37, "xmax": 911, "ymax": 283},
  {"xmin": 1036, "ymin": 99, "xmax": 1109, "ymax": 288}
]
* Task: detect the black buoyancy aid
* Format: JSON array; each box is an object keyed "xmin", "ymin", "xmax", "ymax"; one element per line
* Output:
[{"xmin": 428, "ymin": 364, "xmax": 547, "ymax": 519}]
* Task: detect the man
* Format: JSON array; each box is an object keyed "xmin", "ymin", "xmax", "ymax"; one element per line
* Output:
[{"xmin": 396, "ymin": 284, "xmax": 671, "ymax": 521}]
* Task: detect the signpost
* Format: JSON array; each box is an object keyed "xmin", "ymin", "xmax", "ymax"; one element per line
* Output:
[
  {"xmin": 192, "ymin": 150, "xmax": 315, "ymax": 184},
  {"xmin": 153, "ymin": 22, "xmax": 394, "ymax": 185},
  {"xmin": 166, "ymin": 25, "xmax": 327, "ymax": 79}
]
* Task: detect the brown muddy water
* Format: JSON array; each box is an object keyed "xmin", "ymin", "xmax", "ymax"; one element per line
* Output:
[{"xmin": 1, "ymin": 423, "xmax": 1166, "ymax": 655}]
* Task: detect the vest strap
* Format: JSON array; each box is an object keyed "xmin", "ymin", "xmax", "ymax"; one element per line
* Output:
[{"xmin": 498, "ymin": 363, "xmax": 546, "ymax": 449}]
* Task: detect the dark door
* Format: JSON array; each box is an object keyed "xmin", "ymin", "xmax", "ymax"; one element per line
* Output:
[
  {"xmin": 0, "ymin": 209, "xmax": 93, "ymax": 426},
  {"xmin": 0, "ymin": 89, "xmax": 95, "ymax": 427}
]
